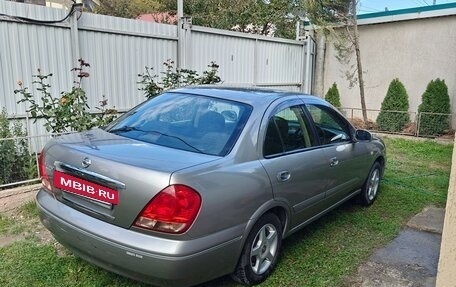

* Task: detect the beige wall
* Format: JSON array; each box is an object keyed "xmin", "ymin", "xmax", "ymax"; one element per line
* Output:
[{"xmin": 322, "ymin": 16, "xmax": 456, "ymax": 121}]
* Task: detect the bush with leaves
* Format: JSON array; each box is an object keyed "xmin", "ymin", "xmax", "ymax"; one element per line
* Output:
[
  {"xmin": 418, "ymin": 78, "xmax": 451, "ymax": 136},
  {"xmin": 325, "ymin": 82, "xmax": 341, "ymax": 108},
  {"xmin": 138, "ymin": 60, "xmax": 222, "ymax": 99},
  {"xmin": 15, "ymin": 59, "xmax": 117, "ymax": 134},
  {"xmin": 0, "ymin": 109, "xmax": 37, "ymax": 187},
  {"xmin": 376, "ymin": 79, "xmax": 410, "ymax": 132}
]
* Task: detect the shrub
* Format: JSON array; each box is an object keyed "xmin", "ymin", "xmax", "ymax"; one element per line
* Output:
[
  {"xmin": 376, "ymin": 79, "xmax": 410, "ymax": 132},
  {"xmin": 15, "ymin": 59, "xmax": 117, "ymax": 134},
  {"xmin": 0, "ymin": 109, "xmax": 36, "ymax": 187},
  {"xmin": 324, "ymin": 82, "xmax": 341, "ymax": 108},
  {"xmin": 138, "ymin": 60, "xmax": 222, "ymax": 99},
  {"xmin": 418, "ymin": 79, "xmax": 451, "ymax": 136}
]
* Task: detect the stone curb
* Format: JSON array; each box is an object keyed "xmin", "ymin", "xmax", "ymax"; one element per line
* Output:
[{"xmin": 0, "ymin": 184, "xmax": 41, "ymax": 199}]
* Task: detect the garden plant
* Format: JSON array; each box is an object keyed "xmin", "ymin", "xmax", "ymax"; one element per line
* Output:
[
  {"xmin": 376, "ymin": 78, "xmax": 410, "ymax": 133},
  {"xmin": 325, "ymin": 82, "xmax": 341, "ymax": 108},
  {"xmin": 418, "ymin": 78, "xmax": 451, "ymax": 136}
]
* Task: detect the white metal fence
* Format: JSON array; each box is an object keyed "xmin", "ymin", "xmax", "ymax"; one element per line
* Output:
[{"xmin": 1, "ymin": 1, "xmax": 315, "ymax": 135}]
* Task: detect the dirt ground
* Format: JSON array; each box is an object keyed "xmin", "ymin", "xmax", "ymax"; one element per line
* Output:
[
  {"xmin": 0, "ymin": 186, "xmax": 55, "ymax": 248},
  {"xmin": 0, "ymin": 188, "xmax": 37, "ymax": 214}
]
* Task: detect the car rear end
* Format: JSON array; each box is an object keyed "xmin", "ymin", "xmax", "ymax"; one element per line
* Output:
[{"xmin": 36, "ymin": 130, "xmax": 244, "ymax": 287}]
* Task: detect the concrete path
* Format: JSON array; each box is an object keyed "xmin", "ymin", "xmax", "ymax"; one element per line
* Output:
[{"xmin": 350, "ymin": 206, "xmax": 445, "ymax": 287}]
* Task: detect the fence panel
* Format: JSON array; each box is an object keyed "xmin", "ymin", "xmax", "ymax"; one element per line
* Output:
[
  {"xmin": 191, "ymin": 28, "xmax": 256, "ymax": 85},
  {"xmin": 340, "ymin": 108, "xmax": 417, "ymax": 136},
  {"xmin": 0, "ymin": 1, "xmax": 73, "ymax": 115},
  {"xmin": 0, "ymin": 134, "xmax": 48, "ymax": 190},
  {"xmin": 417, "ymin": 112, "xmax": 454, "ymax": 138},
  {"xmin": 78, "ymin": 13, "xmax": 178, "ymax": 110},
  {"xmin": 255, "ymin": 40, "xmax": 304, "ymax": 88},
  {"xmin": 340, "ymin": 107, "xmax": 455, "ymax": 137},
  {"xmin": 2, "ymin": 2, "xmax": 313, "ymax": 123}
]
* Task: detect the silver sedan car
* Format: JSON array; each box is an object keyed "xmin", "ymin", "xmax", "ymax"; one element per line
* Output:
[{"xmin": 37, "ymin": 86, "xmax": 386, "ymax": 286}]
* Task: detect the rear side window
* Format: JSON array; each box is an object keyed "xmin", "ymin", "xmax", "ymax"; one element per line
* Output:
[
  {"xmin": 107, "ymin": 93, "xmax": 252, "ymax": 156},
  {"xmin": 263, "ymin": 106, "xmax": 312, "ymax": 157}
]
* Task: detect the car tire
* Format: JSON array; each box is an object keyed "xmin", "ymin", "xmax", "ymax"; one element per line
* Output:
[
  {"xmin": 232, "ymin": 213, "xmax": 282, "ymax": 285},
  {"xmin": 359, "ymin": 161, "xmax": 382, "ymax": 206}
]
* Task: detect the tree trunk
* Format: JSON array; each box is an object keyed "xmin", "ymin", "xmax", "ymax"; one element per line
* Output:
[
  {"xmin": 313, "ymin": 30, "xmax": 327, "ymax": 98},
  {"xmin": 351, "ymin": 0, "xmax": 368, "ymax": 123}
]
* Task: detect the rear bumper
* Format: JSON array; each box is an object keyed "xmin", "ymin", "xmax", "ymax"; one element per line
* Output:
[{"xmin": 36, "ymin": 189, "xmax": 243, "ymax": 287}]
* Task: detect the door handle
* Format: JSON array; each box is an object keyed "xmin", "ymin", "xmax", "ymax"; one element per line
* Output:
[
  {"xmin": 277, "ymin": 170, "xmax": 291, "ymax": 182},
  {"xmin": 330, "ymin": 157, "xmax": 339, "ymax": 167}
]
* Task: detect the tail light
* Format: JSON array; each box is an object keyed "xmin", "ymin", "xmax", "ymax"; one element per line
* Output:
[
  {"xmin": 38, "ymin": 151, "xmax": 52, "ymax": 191},
  {"xmin": 134, "ymin": 184, "xmax": 201, "ymax": 234}
]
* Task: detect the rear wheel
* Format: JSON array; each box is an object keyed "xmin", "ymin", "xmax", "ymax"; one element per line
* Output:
[
  {"xmin": 359, "ymin": 161, "xmax": 382, "ymax": 206},
  {"xmin": 232, "ymin": 213, "xmax": 282, "ymax": 285}
]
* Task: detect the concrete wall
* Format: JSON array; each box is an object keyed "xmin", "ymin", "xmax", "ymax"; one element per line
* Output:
[
  {"xmin": 322, "ymin": 15, "xmax": 456, "ymax": 120},
  {"xmin": 437, "ymin": 136, "xmax": 456, "ymax": 286}
]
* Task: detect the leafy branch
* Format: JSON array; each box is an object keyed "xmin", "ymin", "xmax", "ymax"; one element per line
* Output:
[
  {"xmin": 15, "ymin": 59, "xmax": 117, "ymax": 133},
  {"xmin": 137, "ymin": 60, "xmax": 222, "ymax": 99}
]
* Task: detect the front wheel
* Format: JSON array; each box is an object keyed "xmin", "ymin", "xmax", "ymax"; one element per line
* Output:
[
  {"xmin": 232, "ymin": 213, "xmax": 282, "ymax": 285},
  {"xmin": 359, "ymin": 161, "xmax": 382, "ymax": 206}
]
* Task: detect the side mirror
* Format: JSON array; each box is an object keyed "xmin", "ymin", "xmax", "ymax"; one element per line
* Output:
[{"xmin": 355, "ymin": 129, "xmax": 372, "ymax": 141}]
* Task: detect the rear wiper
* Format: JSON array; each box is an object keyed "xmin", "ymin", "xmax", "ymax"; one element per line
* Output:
[
  {"xmin": 109, "ymin": 126, "xmax": 204, "ymax": 154},
  {"xmin": 153, "ymin": 131, "xmax": 204, "ymax": 154}
]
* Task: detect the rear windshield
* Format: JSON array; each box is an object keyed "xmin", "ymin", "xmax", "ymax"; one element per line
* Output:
[{"xmin": 106, "ymin": 92, "xmax": 252, "ymax": 156}]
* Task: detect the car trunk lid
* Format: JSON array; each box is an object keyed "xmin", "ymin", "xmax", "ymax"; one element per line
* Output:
[{"xmin": 43, "ymin": 129, "xmax": 217, "ymax": 229}]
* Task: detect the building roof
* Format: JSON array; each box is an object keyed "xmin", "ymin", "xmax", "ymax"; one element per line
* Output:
[
  {"xmin": 358, "ymin": 2, "xmax": 456, "ymax": 25},
  {"xmin": 136, "ymin": 12, "xmax": 177, "ymax": 24}
]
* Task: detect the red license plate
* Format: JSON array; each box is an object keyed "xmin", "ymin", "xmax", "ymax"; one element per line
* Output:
[{"xmin": 53, "ymin": 170, "xmax": 119, "ymax": 205}]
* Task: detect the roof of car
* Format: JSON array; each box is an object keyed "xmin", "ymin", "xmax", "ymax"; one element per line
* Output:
[{"xmin": 170, "ymin": 85, "xmax": 322, "ymax": 106}]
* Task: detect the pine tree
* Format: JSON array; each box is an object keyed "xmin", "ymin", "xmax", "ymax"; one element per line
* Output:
[
  {"xmin": 418, "ymin": 79, "xmax": 451, "ymax": 136},
  {"xmin": 325, "ymin": 82, "xmax": 341, "ymax": 108},
  {"xmin": 376, "ymin": 79, "xmax": 410, "ymax": 132}
]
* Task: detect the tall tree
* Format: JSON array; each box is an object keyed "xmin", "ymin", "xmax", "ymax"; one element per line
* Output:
[
  {"xmin": 94, "ymin": 0, "xmax": 299, "ymax": 38},
  {"xmin": 162, "ymin": 0, "xmax": 298, "ymax": 38},
  {"xmin": 95, "ymin": 0, "xmax": 163, "ymax": 18},
  {"xmin": 349, "ymin": 0, "xmax": 367, "ymax": 122},
  {"xmin": 303, "ymin": 0, "xmax": 368, "ymax": 122}
]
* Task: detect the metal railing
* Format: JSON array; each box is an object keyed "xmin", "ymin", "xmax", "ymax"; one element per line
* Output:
[
  {"xmin": 340, "ymin": 108, "xmax": 454, "ymax": 138},
  {"xmin": 0, "ymin": 132, "xmax": 74, "ymax": 190}
]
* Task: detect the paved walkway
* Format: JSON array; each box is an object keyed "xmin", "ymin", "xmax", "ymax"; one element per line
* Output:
[{"xmin": 350, "ymin": 206, "xmax": 445, "ymax": 287}]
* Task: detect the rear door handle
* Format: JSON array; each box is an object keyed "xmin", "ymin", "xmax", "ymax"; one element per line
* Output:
[
  {"xmin": 277, "ymin": 170, "xmax": 291, "ymax": 182},
  {"xmin": 330, "ymin": 157, "xmax": 339, "ymax": 167}
]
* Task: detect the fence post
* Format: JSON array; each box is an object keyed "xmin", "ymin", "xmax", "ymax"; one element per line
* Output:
[
  {"xmin": 176, "ymin": 0, "xmax": 193, "ymax": 75},
  {"xmin": 69, "ymin": 4, "xmax": 81, "ymax": 84},
  {"xmin": 304, "ymin": 37, "xmax": 311, "ymax": 93},
  {"xmin": 25, "ymin": 112, "xmax": 32, "ymax": 152},
  {"xmin": 253, "ymin": 38, "xmax": 258, "ymax": 87},
  {"xmin": 417, "ymin": 112, "xmax": 422, "ymax": 137}
]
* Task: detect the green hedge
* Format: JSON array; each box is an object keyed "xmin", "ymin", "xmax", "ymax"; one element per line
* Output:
[
  {"xmin": 0, "ymin": 109, "xmax": 37, "ymax": 186},
  {"xmin": 325, "ymin": 82, "xmax": 341, "ymax": 108},
  {"xmin": 376, "ymin": 79, "xmax": 410, "ymax": 132},
  {"xmin": 418, "ymin": 79, "xmax": 451, "ymax": 136}
]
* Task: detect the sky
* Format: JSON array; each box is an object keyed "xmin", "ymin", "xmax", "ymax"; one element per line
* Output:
[{"xmin": 358, "ymin": 0, "xmax": 456, "ymax": 14}]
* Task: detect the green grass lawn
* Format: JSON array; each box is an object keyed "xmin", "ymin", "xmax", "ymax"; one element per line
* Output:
[{"xmin": 0, "ymin": 137, "xmax": 452, "ymax": 287}]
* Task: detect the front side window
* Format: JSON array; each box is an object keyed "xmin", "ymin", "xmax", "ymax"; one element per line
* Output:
[
  {"xmin": 263, "ymin": 106, "xmax": 312, "ymax": 157},
  {"xmin": 107, "ymin": 93, "xmax": 252, "ymax": 156},
  {"xmin": 305, "ymin": 104, "xmax": 351, "ymax": 145}
]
